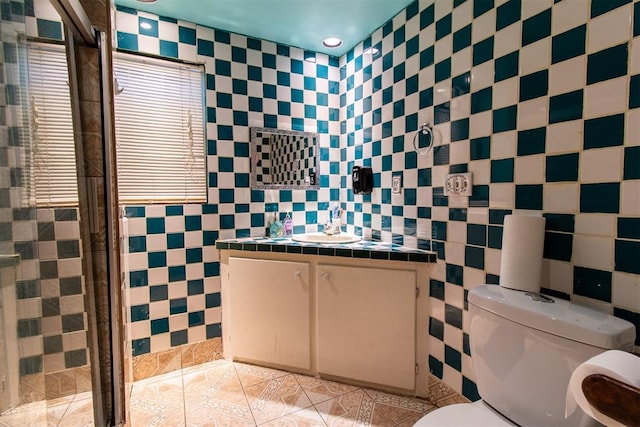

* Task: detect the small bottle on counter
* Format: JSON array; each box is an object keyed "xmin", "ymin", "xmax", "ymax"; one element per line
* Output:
[{"xmin": 283, "ymin": 212, "xmax": 293, "ymax": 236}]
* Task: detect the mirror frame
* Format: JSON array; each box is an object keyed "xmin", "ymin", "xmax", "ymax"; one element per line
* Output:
[{"xmin": 250, "ymin": 126, "xmax": 320, "ymax": 190}]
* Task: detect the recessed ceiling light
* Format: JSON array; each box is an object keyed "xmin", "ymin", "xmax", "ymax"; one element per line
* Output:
[
  {"xmin": 322, "ymin": 37, "xmax": 342, "ymax": 48},
  {"xmin": 304, "ymin": 51, "xmax": 316, "ymax": 63}
]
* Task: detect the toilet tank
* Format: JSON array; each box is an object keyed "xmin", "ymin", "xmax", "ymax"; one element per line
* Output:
[{"xmin": 468, "ymin": 285, "xmax": 635, "ymax": 427}]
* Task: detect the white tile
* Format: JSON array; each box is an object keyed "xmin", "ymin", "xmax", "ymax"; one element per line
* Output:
[
  {"xmin": 158, "ymin": 20, "xmax": 178, "ymax": 42},
  {"xmin": 489, "ymin": 183, "xmax": 515, "ymax": 208},
  {"xmin": 149, "ymin": 333, "xmax": 171, "ymax": 353},
  {"xmin": 59, "ymin": 295, "xmax": 84, "ymax": 315},
  {"xmin": 435, "ymin": 35, "xmax": 453, "ymax": 62},
  {"xmin": 17, "ymin": 298, "xmax": 41, "ymax": 319},
  {"xmin": 169, "ymin": 313, "xmax": 188, "ymax": 330},
  {"xmin": 452, "ymin": 0, "xmax": 473, "ymax": 31},
  {"xmin": 451, "ymin": 47, "xmax": 472, "ymax": 75},
  {"xmin": 584, "ymin": 77, "xmax": 628, "ymax": 119},
  {"xmin": 462, "ymin": 266, "xmax": 485, "ymax": 289},
  {"xmin": 18, "ymin": 336, "xmax": 42, "ymax": 358},
  {"xmin": 446, "ymin": 242, "xmax": 465, "ymax": 266},
  {"xmin": 129, "ymin": 320, "xmax": 150, "ymax": 340},
  {"xmin": 62, "ymin": 330, "xmax": 87, "ymax": 350},
  {"xmin": 188, "ymin": 325, "xmax": 206, "ymax": 342},
  {"xmin": 548, "ymin": 56, "xmax": 586, "ymax": 96},
  {"xmin": 546, "ymin": 259, "xmax": 573, "ymax": 296},
  {"xmin": 471, "ymin": 9, "xmax": 496, "ymax": 43},
  {"xmin": 552, "ymin": 0, "xmax": 589, "ymax": 35},
  {"xmin": 612, "ymin": 272, "xmax": 640, "ymax": 311},
  {"xmin": 546, "ymin": 120, "xmax": 583, "ymax": 154},
  {"xmin": 544, "ymin": 183, "xmax": 579, "ymax": 212},
  {"xmin": 573, "ymin": 235, "xmax": 613, "ymax": 271},
  {"xmin": 575, "ymin": 214, "xmax": 616, "ymax": 237},
  {"xmin": 434, "ymin": 80, "xmax": 451, "ymax": 105},
  {"xmin": 494, "ymin": 22, "xmax": 522, "ymax": 57},
  {"xmin": 149, "ymin": 300, "xmax": 169, "ymax": 320},
  {"xmin": 491, "ymin": 131, "xmax": 516, "ymax": 159},
  {"xmin": 442, "ymin": 365, "xmax": 462, "ymax": 394},
  {"xmin": 435, "ymin": 0, "xmax": 453, "ymax": 20},
  {"xmin": 631, "ymin": 36, "xmax": 640, "ymax": 74},
  {"xmin": 449, "ymin": 140, "xmax": 470, "ymax": 165},
  {"xmin": 448, "ymin": 221, "xmax": 466, "ymax": 244},
  {"xmin": 450, "ymin": 94, "xmax": 470, "ymax": 120},
  {"xmin": 492, "ymin": 78, "xmax": 518, "ymax": 109},
  {"xmin": 444, "ymin": 324, "xmax": 463, "ymax": 349},
  {"xmin": 148, "ymin": 267, "xmax": 168, "ymax": 286},
  {"xmin": 515, "ymin": 154, "xmax": 544, "ymax": 184},
  {"xmin": 469, "ymin": 111, "xmax": 492, "ymax": 139},
  {"xmin": 580, "ymin": 147, "xmax": 623, "ymax": 183},
  {"xmin": 521, "ymin": 0, "xmax": 553, "ymax": 20},
  {"xmin": 627, "ymin": 109, "xmax": 640, "ymax": 146},
  {"xmin": 517, "ymin": 97, "xmax": 548, "ymax": 130},
  {"xmin": 128, "ymin": 287, "xmax": 150, "ymax": 306},
  {"xmin": 138, "ymin": 35, "xmax": 160, "ymax": 55},
  {"xmin": 620, "ymin": 181, "xmax": 640, "ymax": 215},
  {"xmin": 519, "ymin": 39, "xmax": 551, "ymax": 75},
  {"xmin": 146, "ymin": 234, "xmax": 167, "ymax": 252},
  {"xmin": 587, "ymin": 5, "xmax": 632, "ymax": 54}
]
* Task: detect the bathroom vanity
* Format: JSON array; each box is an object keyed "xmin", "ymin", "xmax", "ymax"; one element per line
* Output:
[{"xmin": 216, "ymin": 236, "xmax": 436, "ymax": 397}]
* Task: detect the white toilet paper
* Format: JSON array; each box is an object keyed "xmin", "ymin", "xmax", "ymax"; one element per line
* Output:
[
  {"xmin": 565, "ymin": 350, "xmax": 640, "ymax": 427},
  {"xmin": 499, "ymin": 214, "xmax": 546, "ymax": 292}
]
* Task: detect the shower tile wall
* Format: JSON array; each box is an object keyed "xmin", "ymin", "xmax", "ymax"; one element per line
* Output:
[
  {"xmin": 339, "ymin": 0, "xmax": 640, "ymax": 399},
  {"xmin": 113, "ymin": 7, "xmax": 340, "ymax": 359}
]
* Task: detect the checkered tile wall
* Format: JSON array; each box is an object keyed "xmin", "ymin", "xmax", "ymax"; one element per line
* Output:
[
  {"xmin": 340, "ymin": 0, "xmax": 640, "ymax": 399},
  {"xmin": 29, "ymin": 0, "xmax": 640, "ymax": 401},
  {"xmin": 112, "ymin": 5, "xmax": 340, "ymax": 357}
]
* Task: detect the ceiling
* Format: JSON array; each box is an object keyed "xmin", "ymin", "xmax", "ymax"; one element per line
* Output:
[{"xmin": 114, "ymin": 0, "xmax": 415, "ymax": 56}]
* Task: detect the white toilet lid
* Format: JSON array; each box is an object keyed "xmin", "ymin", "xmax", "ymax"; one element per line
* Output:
[{"xmin": 414, "ymin": 401, "xmax": 515, "ymax": 426}]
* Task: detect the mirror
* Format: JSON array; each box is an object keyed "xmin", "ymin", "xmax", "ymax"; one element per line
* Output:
[{"xmin": 250, "ymin": 127, "xmax": 320, "ymax": 190}]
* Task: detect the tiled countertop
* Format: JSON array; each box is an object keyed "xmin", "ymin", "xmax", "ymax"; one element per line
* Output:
[{"xmin": 216, "ymin": 236, "xmax": 437, "ymax": 263}]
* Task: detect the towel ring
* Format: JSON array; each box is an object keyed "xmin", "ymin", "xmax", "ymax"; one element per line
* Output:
[{"xmin": 413, "ymin": 123, "xmax": 434, "ymax": 155}]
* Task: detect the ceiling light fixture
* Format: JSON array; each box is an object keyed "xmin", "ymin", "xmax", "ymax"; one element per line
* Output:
[
  {"xmin": 363, "ymin": 47, "xmax": 380, "ymax": 56},
  {"xmin": 136, "ymin": 0, "xmax": 157, "ymax": 3},
  {"xmin": 322, "ymin": 37, "xmax": 342, "ymax": 48},
  {"xmin": 304, "ymin": 51, "xmax": 316, "ymax": 63}
]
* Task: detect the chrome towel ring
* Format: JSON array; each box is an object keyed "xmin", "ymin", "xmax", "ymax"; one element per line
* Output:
[{"xmin": 413, "ymin": 123, "xmax": 434, "ymax": 155}]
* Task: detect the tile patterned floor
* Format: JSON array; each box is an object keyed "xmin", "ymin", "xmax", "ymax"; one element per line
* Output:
[
  {"xmin": 0, "ymin": 360, "xmax": 437, "ymax": 426},
  {"xmin": 129, "ymin": 359, "xmax": 437, "ymax": 426}
]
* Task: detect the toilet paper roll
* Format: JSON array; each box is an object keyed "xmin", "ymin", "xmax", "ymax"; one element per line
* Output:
[
  {"xmin": 499, "ymin": 214, "xmax": 546, "ymax": 292},
  {"xmin": 565, "ymin": 350, "xmax": 640, "ymax": 426}
]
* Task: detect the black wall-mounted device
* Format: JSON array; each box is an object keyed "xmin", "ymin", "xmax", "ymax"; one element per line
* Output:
[{"xmin": 352, "ymin": 166, "xmax": 373, "ymax": 194}]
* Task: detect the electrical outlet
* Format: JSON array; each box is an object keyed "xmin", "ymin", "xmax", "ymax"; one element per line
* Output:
[
  {"xmin": 392, "ymin": 173, "xmax": 402, "ymax": 194},
  {"xmin": 445, "ymin": 173, "xmax": 472, "ymax": 196}
]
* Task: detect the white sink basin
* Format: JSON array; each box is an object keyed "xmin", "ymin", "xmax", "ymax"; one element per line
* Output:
[{"xmin": 291, "ymin": 233, "xmax": 361, "ymax": 244}]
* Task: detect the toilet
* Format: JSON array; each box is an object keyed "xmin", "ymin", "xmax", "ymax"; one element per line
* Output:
[{"xmin": 415, "ymin": 284, "xmax": 636, "ymax": 426}]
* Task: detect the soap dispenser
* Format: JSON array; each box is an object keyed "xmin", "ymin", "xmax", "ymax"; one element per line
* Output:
[{"xmin": 283, "ymin": 212, "xmax": 293, "ymax": 236}]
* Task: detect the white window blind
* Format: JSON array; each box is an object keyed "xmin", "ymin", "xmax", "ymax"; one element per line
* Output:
[
  {"xmin": 113, "ymin": 52, "xmax": 207, "ymax": 204},
  {"xmin": 27, "ymin": 42, "xmax": 78, "ymax": 206}
]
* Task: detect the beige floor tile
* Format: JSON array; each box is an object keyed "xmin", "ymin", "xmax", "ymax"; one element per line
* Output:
[
  {"xmin": 129, "ymin": 372, "xmax": 186, "ymax": 427},
  {"xmin": 244, "ymin": 374, "xmax": 313, "ymax": 425},
  {"xmin": 362, "ymin": 389, "xmax": 435, "ymax": 426},
  {"xmin": 313, "ymin": 389, "xmax": 397, "ymax": 427},
  {"xmin": 234, "ymin": 363, "xmax": 289, "ymax": 389},
  {"xmin": 259, "ymin": 406, "xmax": 327, "ymax": 427},
  {"xmin": 294, "ymin": 375, "xmax": 359, "ymax": 406},
  {"xmin": 183, "ymin": 361, "xmax": 254, "ymax": 425},
  {"xmin": 58, "ymin": 396, "xmax": 94, "ymax": 426}
]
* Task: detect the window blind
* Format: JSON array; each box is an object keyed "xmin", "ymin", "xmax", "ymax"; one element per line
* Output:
[
  {"xmin": 113, "ymin": 52, "xmax": 207, "ymax": 204},
  {"xmin": 27, "ymin": 42, "xmax": 78, "ymax": 206}
]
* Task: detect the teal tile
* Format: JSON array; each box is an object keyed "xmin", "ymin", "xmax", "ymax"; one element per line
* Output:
[
  {"xmin": 635, "ymin": 1, "xmax": 640, "ymax": 36},
  {"xmin": 467, "ymin": 224, "xmax": 487, "ymax": 246},
  {"xmin": 584, "ymin": 114, "xmax": 624, "ymax": 149},
  {"xmin": 580, "ymin": 183, "xmax": 620, "ymax": 213},
  {"xmin": 517, "ymin": 127, "xmax": 545, "ymax": 156},
  {"xmin": 451, "ymin": 118, "xmax": 469, "ymax": 142},
  {"xmin": 552, "ymin": 25, "xmax": 586, "ymax": 64},
  {"xmin": 519, "ymin": 70, "xmax": 548, "ymax": 101},
  {"xmin": 543, "ymin": 232, "xmax": 573, "ymax": 261},
  {"xmin": 549, "ymin": 90, "xmax": 583, "ymax": 123},
  {"xmin": 624, "ymin": 146, "xmax": 640, "ymax": 180},
  {"xmin": 473, "ymin": 0, "xmax": 494, "ymax": 17},
  {"xmin": 630, "ymin": 74, "xmax": 640, "ymax": 109},
  {"xmin": 618, "ymin": 218, "xmax": 640, "ymax": 239},
  {"xmin": 470, "ymin": 136, "xmax": 491, "ymax": 160},
  {"xmin": 522, "ymin": 9, "xmax": 551, "ymax": 46},
  {"xmin": 546, "ymin": 153, "xmax": 579, "ymax": 182},
  {"xmin": 587, "ymin": 43, "xmax": 628, "ymax": 85},
  {"xmin": 130, "ymin": 304, "xmax": 149, "ymax": 322},
  {"xmin": 148, "ymin": 251, "xmax": 167, "ymax": 268},
  {"xmin": 591, "ymin": 0, "xmax": 631, "ymax": 18},
  {"xmin": 487, "ymin": 225, "xmax": 503, "ymax": 249},
  {"xmin": 473, "ymin": 36, "xmax": 494, "ymax": 66},
  {"xmin": 471, "ymin": 87, "xmax": 492, "ymax": 113},
  {"xmin": 465, "ymin": 246, "xmax": 485, "ymax": 269},
  {"xmin": 494, "ymin": 51, "xmax": 518, "ymax": 82},
  {"xmin": 573, "ymin": 266, "xmax": 611, "ymax": 302},
  {"xmin": 493, "ymin": 105, "xmax": 517, "ymax": 133},
  {"xmin": 490, "ymin": 158, "xmax": 514, "ymax": 182},
  {"xmin": 151, "ymin": 318, "xmax": 169, "ymax": 335},
  {"xmin": 515, "ymin": 184, "xmax": 543, "ymax": 210},
  {"xmin": 453, "ymin": 24, "xmax": 472, "ymax": 53},
  {"xmin": 36, "ymin": 18, "xmax": 62, "ymax": 40},
  {"xmin": 435, "ymin": 58, "xmax": 451, "ymax": 83},
  {"xmin": 496, "ymin": 0, "xmax": 520, "ymax": 31},
  {"xmin": 436, "ymin": 13, "xmax": 452, "ymax": 40},
  {"xmin": 452, "ymin": 72, "xmax": 471, "ymax": 97},
  {"xmin": 543, "ymin": 213, "xmax": 575, "ymax": 232}
]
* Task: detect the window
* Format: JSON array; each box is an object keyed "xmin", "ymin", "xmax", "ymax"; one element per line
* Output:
[
  {"xmin": 27, "ymin": 42, "xmax": 78, "ymax": 206},
  {"xmin": 113, "ymin": 52, "xmax": 206, "ymax": 204}
]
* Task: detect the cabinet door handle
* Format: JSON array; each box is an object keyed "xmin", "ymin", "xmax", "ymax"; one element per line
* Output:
[
  {"xmin": 294, "ymin": 271, "xmax": 303, "ymax": 278},
  {"xmin": 320, "ymin": 273, "xmax": 330, "ymax": 281}
]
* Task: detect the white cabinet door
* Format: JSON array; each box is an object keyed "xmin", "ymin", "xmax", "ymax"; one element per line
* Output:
[
  {"xmin": 317, "ymin": 264, "xmax": 416, "ymax": 390},
  {"xmin": 228, "ymin": 257, "xmax": 311, "ymax": 370}
]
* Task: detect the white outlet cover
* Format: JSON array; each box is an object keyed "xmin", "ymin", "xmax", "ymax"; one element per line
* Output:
[
  {"xmin": 445, "ymin": 173, "xmax": 472, "ymax": 196},
  {"xmin": 392, "ymin": 174, "xmax": 402, "ymax": 194}
]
